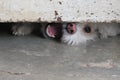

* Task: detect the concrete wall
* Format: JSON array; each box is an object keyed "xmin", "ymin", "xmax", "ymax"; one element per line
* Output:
[{"xmin": 0, "ymin": 0, "xmax": 120, "ymax": 22}]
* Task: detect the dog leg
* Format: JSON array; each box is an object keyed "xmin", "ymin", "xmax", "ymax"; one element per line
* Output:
[{"xmin": 12, "ymin": 23, "xmax": 34, "ymax": 36}]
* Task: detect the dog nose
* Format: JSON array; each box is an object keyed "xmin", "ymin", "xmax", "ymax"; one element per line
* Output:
[{"xmin": 66, "ymin": 23, "xmax": 76, "ymax": 34}]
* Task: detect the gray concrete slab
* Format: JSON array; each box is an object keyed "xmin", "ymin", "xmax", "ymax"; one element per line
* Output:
[{"xmin": 0, "ymin": 31, "xmax": 120, "ymax": 80}]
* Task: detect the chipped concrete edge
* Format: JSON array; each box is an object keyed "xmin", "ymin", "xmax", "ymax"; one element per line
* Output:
[{"xmin": 0, "ymin": 0, "xmax": 120, "ymax": 23}]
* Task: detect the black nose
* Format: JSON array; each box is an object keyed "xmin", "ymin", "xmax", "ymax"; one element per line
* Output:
[
  {"xmin": 84, "ymin": 26, "xmax": 91, "ymax": 33},
  {"xmin": 69, "ymin": 23, "xmax": 73, "ymax": 27}
]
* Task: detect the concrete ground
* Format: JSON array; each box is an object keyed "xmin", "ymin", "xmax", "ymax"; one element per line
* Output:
[{"xmin": 0, "ymin": 24, "xmax": 120, "ymax": 80}]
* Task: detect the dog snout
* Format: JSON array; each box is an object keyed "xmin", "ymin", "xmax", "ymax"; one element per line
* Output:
[{"xmin": 66, "ymin": 23, "xmax": 76, "ymax": 34}]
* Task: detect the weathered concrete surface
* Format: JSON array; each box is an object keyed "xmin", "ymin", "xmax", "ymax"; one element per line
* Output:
[
  {"xmin": 0, "ymin": 0, "xmax": 120, "ymax": 22},
  {"xmin": 0, "ymin": 26, "xmax": 120, "ymax": 80}
]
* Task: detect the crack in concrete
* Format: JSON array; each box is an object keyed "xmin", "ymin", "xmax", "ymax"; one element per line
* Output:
[
  {"xmin": 76, "ymin": 60, "xmax": 119, "ymax": 69},
  {"xmin": 0, "ymin": 70, "xmax": 31, "ymax": 76}
]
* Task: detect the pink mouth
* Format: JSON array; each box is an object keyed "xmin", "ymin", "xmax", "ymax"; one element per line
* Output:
[
  {"xmin": 46, "ymin": 23, "xmax": 62, "ymax": 39},
  {"xmin": 66, "ymin": 23, "xmax": 77, "ymax": 34},
  {"xmin": 47, "ymin": 25, "xmax": 57, "ymax": 38}
]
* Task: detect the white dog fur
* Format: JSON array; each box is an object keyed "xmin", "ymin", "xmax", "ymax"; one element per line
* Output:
[{"xmin": 61, "ymin": 23, "xmax": 120, "ymax": 45}]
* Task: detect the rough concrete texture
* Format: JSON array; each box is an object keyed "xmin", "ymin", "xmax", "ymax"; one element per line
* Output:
[
  {"xmin": 0, "ymin": 0, "xmax": 120, "ymax": 22},
  {"xmin": 0, "ymin": 24, "xmax": 120, "ymax": 80}
]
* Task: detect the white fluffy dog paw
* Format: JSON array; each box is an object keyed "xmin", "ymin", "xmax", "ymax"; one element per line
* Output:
[
  {"xmin": 12, "ymin": 23, "xmax": 33, "ymax": 36},
  {"xmin": 97, "ymin": 23, "xmax": 120, "ymax": 39}
]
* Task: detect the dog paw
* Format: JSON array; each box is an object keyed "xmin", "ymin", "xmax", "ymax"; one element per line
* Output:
[{"xmin": 12, "ymin": 23, "xmax": 33, "ymax": 36}]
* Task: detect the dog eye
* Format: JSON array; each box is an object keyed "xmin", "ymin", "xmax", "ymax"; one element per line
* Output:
[{"xmin": 83, "ymin": 25, "xmax": 91, "ymax": 33}]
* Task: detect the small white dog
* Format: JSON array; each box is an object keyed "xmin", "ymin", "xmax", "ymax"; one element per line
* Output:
[
  {"xmin": 61, "ymin": 23, "xmax": 120, "ymax": 45},
  {"xmin": 11, "ymin": 22, "xmax": 120, "ymax": 46}
]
